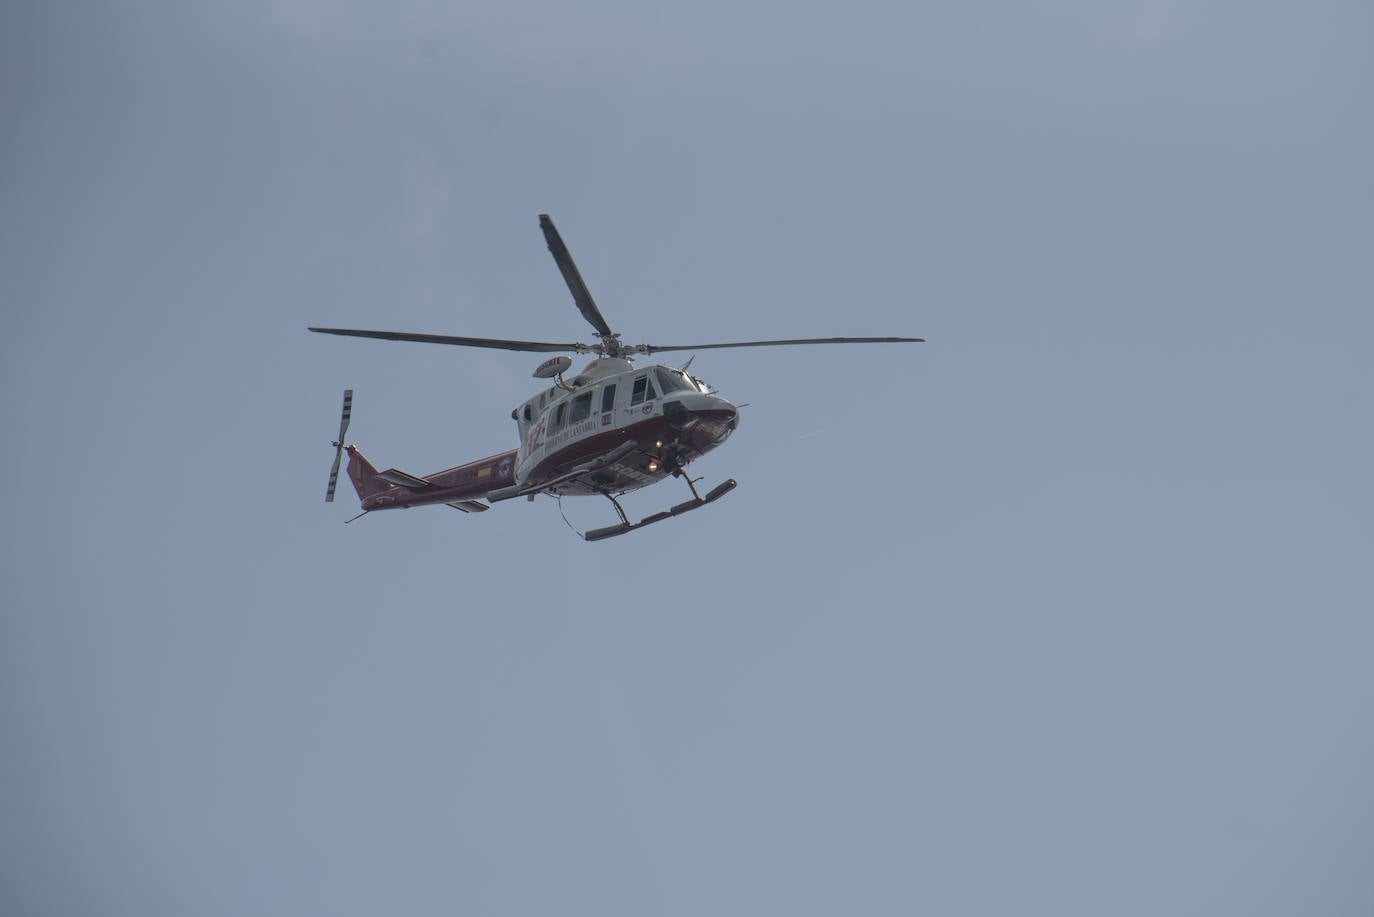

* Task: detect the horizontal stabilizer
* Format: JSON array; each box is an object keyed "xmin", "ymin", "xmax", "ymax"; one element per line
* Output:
[
  {"xmin": 375, "ymin": 468, "xmax": 432, "ymax": 489},
  {"xmin": 447, "ymin": 500, "xmax": 490, "ymax": 513}
]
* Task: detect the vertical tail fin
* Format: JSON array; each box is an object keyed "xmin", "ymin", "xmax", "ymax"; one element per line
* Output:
[{"xmin": 345, "ymin": 446, "xmax": 389, "ymax": 502}]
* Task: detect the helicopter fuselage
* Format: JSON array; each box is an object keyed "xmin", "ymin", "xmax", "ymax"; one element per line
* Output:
[
  {"xmin": 345, "ymin": 358, "xmax": 738, "ymax": 514},
  {"xmin": 512, "ymin": 358, "xmax": 739, "ymax": 496}
]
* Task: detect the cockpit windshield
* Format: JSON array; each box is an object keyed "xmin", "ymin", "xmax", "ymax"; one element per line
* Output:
[{"xmin": 654, "ymin": 368, "xmax": 694, "ymax": 394}]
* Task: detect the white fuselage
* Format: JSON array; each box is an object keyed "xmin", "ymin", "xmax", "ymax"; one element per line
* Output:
[{"xmin": 511, "ymin": 358, "xmax": 739, "ymax": 495}]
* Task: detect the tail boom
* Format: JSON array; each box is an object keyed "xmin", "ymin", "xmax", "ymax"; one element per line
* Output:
[{"xmin": 344, "ymin": 446, "xmax": 519, "ymax": 512}]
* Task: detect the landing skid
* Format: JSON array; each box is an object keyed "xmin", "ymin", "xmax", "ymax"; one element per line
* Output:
[{"xmin": 584, "ymin": 476, "xmax": 738, "ymax": 542}]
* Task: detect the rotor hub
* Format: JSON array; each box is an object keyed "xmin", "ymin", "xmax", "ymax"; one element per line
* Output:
[{"xmin": 596, "ymin": 332, "xmax": 627, "ymax": 359}]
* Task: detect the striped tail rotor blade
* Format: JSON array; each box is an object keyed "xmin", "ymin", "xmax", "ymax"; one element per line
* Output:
[
  {"xmin": 337, "ymin": 389, "xmax": 353, "ymax": 442},
  {"xmin": 326, "ymin": 447, "xmax": 344, "ymax": 502},
  {"xmin": 326, "ymin": 389, "xmax": 353, "ymax": 503}
]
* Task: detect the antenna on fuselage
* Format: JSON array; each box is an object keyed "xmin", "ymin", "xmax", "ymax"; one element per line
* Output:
[{"xmin": 533, "ymin": 355, "xmax": 577, "ymax": 390}]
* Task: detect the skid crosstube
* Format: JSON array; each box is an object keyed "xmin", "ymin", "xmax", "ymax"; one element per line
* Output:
[{"xmin": 584, "ymin": 478, "xmax": 737, "ymax": 542}]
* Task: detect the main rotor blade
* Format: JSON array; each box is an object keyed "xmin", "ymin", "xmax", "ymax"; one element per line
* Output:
[
  {"xmin": 633, "ymin": 336, "xmax": 925, "ymax": 355},
  {"xmin": 309, "ymin": 327, "xmax": 588, "ymax": 353},
  {"xmin": 540, "ymin": 214, "xmax": 615, "ymax": 339}
]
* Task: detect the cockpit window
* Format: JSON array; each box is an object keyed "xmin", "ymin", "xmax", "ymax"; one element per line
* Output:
[
  {"xmin": 655, "ymin": 368, "xmax": 693, "ymax": 394},
  {"xmin": 570, "ymin": 391, "xmax": 593, "ymax": 423},
  {"xmin": 549, "ymin": 400, "xmax": 568, "ymax": 432},
  {"xmin": 630, "ymin": 375, "xmax": 658, "ymax": 406},
  {"xmin": 601, "ymin": 384, "xmax": 617, "ymax": 413}
]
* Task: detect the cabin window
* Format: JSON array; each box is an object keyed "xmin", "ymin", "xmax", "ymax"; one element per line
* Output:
[
  {"xmin": 630, "ymin": 375, "xmax": 658, "ymax": 406},
  {"xmin": 549, "ymin": 401, "xmax": 568, "ymax": 432},
  {"xmin": 601, "ymin": 384, "xmax": 617, "ymax": 413},
  {"xmin": 570, "ymin": 391, "xmax": 593, "ymax": 423},
  {"xmin": 655, "ymin": 367, "xmax": 693, "ymax": 394}
]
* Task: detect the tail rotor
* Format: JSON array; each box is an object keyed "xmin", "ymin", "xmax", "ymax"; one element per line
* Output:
[{"xmin": 325, "ymin": 389, "xmax": 353, "ymax": 502}]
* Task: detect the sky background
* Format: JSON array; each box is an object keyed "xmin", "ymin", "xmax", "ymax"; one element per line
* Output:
[{"xmin": 3, "ymin": 1, "xmax": 1372, "ymax": 914}]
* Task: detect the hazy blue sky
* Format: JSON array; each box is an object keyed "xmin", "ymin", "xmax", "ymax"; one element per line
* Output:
[{"xmin": 4, "ymin": 1, "xmax": 1371, "ymax": 914}]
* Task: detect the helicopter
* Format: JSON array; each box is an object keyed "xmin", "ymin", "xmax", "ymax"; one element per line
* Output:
[{"xmin": 311, "ymin": 214, "xmax": 922, "ymax": 541}]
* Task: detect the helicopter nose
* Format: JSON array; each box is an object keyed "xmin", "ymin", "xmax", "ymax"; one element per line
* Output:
[
  {"xmin": 665, "ymin": 392, "xmax": 732, "ymax": 418},
  {"xmin": 662, "ymin": 394, "xmax": 740, "ymax": 439},
  {"xmin": 713, "ymin": 396, "xmax": 740, "ymax": 425},
  {"xmin": 703, "ymin": 394, "xmax": 739, "ymax": 423}
]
